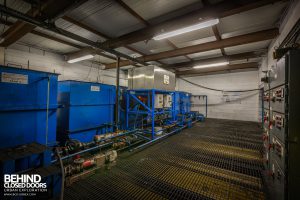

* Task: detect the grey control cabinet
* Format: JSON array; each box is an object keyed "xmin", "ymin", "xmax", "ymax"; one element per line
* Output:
[{"xmin": 263, "ymin": 50, "xmax": 300, "ymax": 200}]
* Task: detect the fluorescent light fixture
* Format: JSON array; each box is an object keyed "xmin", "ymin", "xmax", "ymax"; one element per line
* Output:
[
  {"xmin": 153, "ymin": 18, "xmax": 219, "ymax": 40},
  {"xmin": 193, "ymin": 61, "xmax": 229, "ymax": 69},
  {"xmin": 67, "ymin": 54, "xmax": 94, "ymax": 63}
]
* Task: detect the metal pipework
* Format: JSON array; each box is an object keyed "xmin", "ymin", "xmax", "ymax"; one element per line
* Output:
[
  {"xmin": 0, "ymin": 5, "xmax": 148, "ymax": 67},
  {"xmin": 52, "ymin": 129, "xmax": 138, "ymax": 163},
  {"xmin": 115, "ymin": 57, "xmax": 120, "ymax": 130},
  {"xmin": 132, "ymin": 125, "xmax": 187, "ymax": 151},
  {"xmin": 51, "ymin": 142, "xmax": 113, "ymax": 163}
]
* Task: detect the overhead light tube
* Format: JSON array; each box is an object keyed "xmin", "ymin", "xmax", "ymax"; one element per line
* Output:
[
  {"xmin": 67, "ymin": 54, "xmax": 94, "ymax": 63},
  {"xmin": 193, "ymin": 61, "xmax": 229, "ymax": 69},
  {"xmin": 153, "ymin": 18, "xmax": 219, "ymax": 40}
]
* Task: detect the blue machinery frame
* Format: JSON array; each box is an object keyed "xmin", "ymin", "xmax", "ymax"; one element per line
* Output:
[
  {"xmin": 200, "ymin": 95, "xmax": 208, "ymax": 118},
  {"xmin": 126, "ymin": 89, "xmax": 176, "ymax": 140},
  {"xmin": 191, "ymin": 94, "xmax": 208, "ymax": 118}
]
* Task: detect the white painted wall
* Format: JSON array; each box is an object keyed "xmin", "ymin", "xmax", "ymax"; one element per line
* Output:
[
  {"xmin": 177, "ymin": 71, "xmax": 260, "ymax": 122},
  {"xmin": 178, "ymin": 1, "xmax": 300, "ymax": 122},
  {"xmin": 2, "ymin": 43, "xmax": 128, "ymax": 86}
]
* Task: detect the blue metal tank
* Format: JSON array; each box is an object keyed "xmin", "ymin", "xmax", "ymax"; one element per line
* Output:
[
  {"xmin": 0, "ymin": 66, "xmax": 58, "ymax": 148},
  {"xmin": 57, "ymin": 81, "xmax": 116, "ymax": 143},
  {"xmin": 0, "ymin": 66, "xmax": 61, "ymax": 199}
]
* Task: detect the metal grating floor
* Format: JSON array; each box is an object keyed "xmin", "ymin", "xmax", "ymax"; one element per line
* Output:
[{"xmin": 65, "ymin": 119, "xmax": 265, "ymax": 200}]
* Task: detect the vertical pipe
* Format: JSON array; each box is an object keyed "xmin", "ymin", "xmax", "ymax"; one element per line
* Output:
[
  {"xmin": 126, "ymin": 92, "xmax": 129, "ymax": 130},
  {"xmin": 151, "ymin": 89, "xmax": 155, "ymax": 140},
  {"xmin": 205, "ymin": 95, "xmax": 208, "ymax": 117},
  {"xmin": 261, "ymin": 88, "xmax": 264, "ymax": 126},
  {"xmin": 172, "ymin": 93, "xmax": 175, "ymax": 121},
  {"xmin": 45, "ymin": 76, "xmax": 50, "ymax": 146},
  {"xmin": 55, "ymin": 148, "xmax": 64, "ymax": 200},
  {"xmin": 115, "ymin": 57, "xmax": 120, "ymax": 130}
]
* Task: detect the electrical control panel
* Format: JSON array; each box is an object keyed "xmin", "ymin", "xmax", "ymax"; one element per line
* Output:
[
  {"xmin": 154, "ymin": 94, "xmax": 164, "ymax": 108},
  {"xmin": 269, "ymin": 158, "xmax": 285, "ymax": 200},
  {"xmin": 263, "ymin": 50, "xmax": 300, "ymax": 200},
  {"xmin": 163, "ymin": 94, "xmax": 172, "ymax": 108},
  {"xmin": 270, "ymin": 86, "xmax": 285, "ymax": 113},
  {"xmin": 270, "ymin": 111, "xmax": 285, "ymax": 142},
  {"xmin": 269, "ymin": 134, "xmax": 285, "ymax": 170}
]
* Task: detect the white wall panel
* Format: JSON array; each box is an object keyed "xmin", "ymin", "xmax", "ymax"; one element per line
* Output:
[
  {"xmin": 177, "ymin": 71, "xmax": 260, "ymax": 122},
  {"xmin": 4, "ymin": 44, "xmax": 128, "ymax": 86}
]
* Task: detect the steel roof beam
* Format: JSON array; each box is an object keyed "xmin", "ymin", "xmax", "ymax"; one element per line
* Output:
[
  {"xmin": 100, "ymin": 0, "xmax": 286, "ymax": 49},
  {"xmin": 166, "ymin": 51, "xmax": 265, "ymax": 70},
  {"xmin": 0, "ymin": 0, "xmax": 88, "ymax": 47},
  {"xmin": 105, "ymin": 28, "xmax": 278, "ymax": 68},
  {"xmin": 0, "ymin": 4, "xmax": 149, "ymax": 66}
]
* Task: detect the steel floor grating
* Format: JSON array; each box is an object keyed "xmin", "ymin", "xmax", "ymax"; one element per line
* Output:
[{"xmin": 64, "ymin": 118, "xmax": 265, "ymax": 200}]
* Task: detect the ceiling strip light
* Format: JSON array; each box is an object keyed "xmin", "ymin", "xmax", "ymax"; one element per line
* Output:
[
  {"xmin": 67, "ymin": 54, "xmax": 94, "ymax": 63},
  {"xmin": 193, "ymin": 61, "xmax": 229, "ymax": 69},
  {"xmin": 153, "ymin": 18, "xmax": 219, "ymax": 40}
]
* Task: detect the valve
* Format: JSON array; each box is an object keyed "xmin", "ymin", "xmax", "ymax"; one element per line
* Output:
[
  {"xmin": 268, "ymin": 143, "xmax": 274, "ymax": 150},
  {"xmin": 277, "ymin": 170, "xmax": 282, "ymax": 180},
  {"xmin": 269, "ymin": 120, "xmax": 273, "ymax": 129},
  {"xmin": 262, "ymin": 134, "xmax": 268, "ymax": 141},
  {"xmin": 271, "ymin": 96, "xmax": 276, "ymax": 102},
  {"xmin": 263, "ymin": 93, "xmax": 270, "ymax": 102},
  {"xmin": 264, "ymin": 115, "xmax": 269, "ymax": 123}
]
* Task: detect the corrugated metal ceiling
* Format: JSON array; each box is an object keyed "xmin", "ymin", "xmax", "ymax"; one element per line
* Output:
[
  {"xmin": 55, "ymin": 18, "xmax": 106, "ymax": 43},
  {"xmin": 18, "ymin": 33, "xmax": 78, "ymax": 53},
  {"xmin": 3, "ymin": 0, "xmax": 289, "ymax": 67},
  {"xmin": 188, "ymin": 49, "xmax": 223, "ymax": 60},
  {"xmin": 123, "ymin": 0, "xmax": 201, "ymax": 21},
  {"xmin": 0, "ymin": 0, "xmax": 30, "ymax": 14},
  {"xmin": 130, "ymin": 40, "xmax": 173, "ymax": 55},
  {"xmin": 169, "ymin": 27, "xmax": 215, "ymax": 48},
  {"xmin": 159, "ymin": 56, "xmax": 190, "ymax": 64},
  {"xmin": 224, "ymin": 40, "xmax": 272, "ymax": 55},
  {"xmin": 218, "ymin": 1, "xmax": 287, "ymax": 36},
  {"xmin": 67, "ymin": 0, "xmax": 145, "ymax": 37}
]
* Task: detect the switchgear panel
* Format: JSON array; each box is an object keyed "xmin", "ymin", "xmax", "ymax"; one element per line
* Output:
[{"xmin": 262, "ymin": 50, "xmax": 300, "ymax": 200}]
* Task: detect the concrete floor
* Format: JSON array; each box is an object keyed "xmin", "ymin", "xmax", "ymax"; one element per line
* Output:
[{"xmin": 65, "ymin": 118, "xmax": 265, "ymax": 200}]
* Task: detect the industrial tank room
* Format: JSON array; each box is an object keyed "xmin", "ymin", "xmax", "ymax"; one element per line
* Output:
[{"xmin": 0, "ymin": 0, "xmax": 299, "ymax": 199}]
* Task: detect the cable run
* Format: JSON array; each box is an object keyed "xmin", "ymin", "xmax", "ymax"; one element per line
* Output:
[{"xmin": 179, "ymin": 78, "xmax": 261, "ymax": 92}]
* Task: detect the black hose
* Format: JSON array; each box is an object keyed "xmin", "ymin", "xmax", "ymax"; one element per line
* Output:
[{"xmin": 179, "ymin": 77, "xmax": 260, "ymax": 92}]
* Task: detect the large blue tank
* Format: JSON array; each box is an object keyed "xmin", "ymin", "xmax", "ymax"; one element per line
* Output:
[
  {"xmin": 57, "ymin": 81, "xmax": 116, "ymax": 143},
  {"xmin": 0, "ymin": 66, "xmax": 58, "ymax": 149},
  {"xmin": 0, "ymin": 67, "xmax": 61, "ymax": 199}
]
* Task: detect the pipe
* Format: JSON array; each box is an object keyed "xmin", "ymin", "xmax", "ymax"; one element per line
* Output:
[
  {"xmin": 51, "ymin": 129, "xmax": 138, "ymax": 162},
  {"xmin": 55, "ymin": 148, "xmax": 65, "ymax": 200},
  {"xmin": 67, "ymin": 123, "xmax": 112, "ymax": 134},
  {"xmin": 60, "ymin": 142, "xmax": 113, "ymax": 161},
  {"xmin": 133, "ymin": 133, "xmax": 152, "ymax": 141},
  {"xmin": 115, "ymin": 57, "xmax": 120, "ymax": 130},
  {"xmin": 0, "ymin": 5, "xmax": 148, "ymax": 67},
  {"xmin": 132, "ymin": 125, "xmax": 187, "ymax": 151},
  {"xmin": 45, "ymin": 76, "xmax": 50, "ymax": 146}
]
